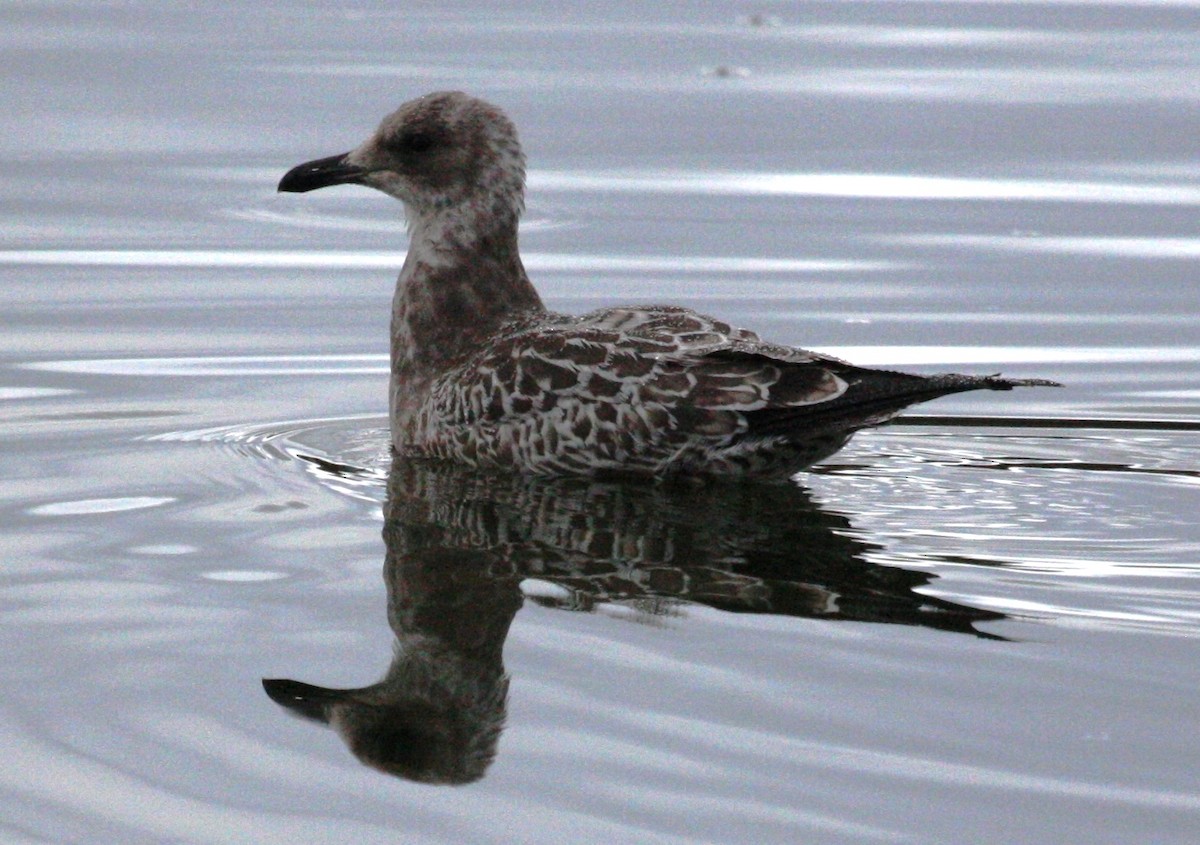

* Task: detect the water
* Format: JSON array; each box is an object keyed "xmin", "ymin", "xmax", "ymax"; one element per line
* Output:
[{"xmin": 3, "ymin": 2, "xmax": 1199, "ymax": 842}]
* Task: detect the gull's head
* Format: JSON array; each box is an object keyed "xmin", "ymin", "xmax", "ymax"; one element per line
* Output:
[{"xmin": 278, "ymin": 91, "xmax": 526, "ymax": 225}]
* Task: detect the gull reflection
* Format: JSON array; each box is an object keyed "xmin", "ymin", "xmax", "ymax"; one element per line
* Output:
[{"xmin": 264, "ymin": 459, "xmax": 1005, "ymax": 784}]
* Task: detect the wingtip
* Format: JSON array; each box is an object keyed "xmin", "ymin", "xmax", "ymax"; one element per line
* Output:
[
  {"xmin": 1007, "ymin": 377, "xmax": 1063, "ymax": 389},
  {"xmin": 975, "ymin": 374, "xmax": 1062, "ymax": 390}
]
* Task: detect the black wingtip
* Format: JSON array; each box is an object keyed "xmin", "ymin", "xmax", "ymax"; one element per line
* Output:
[{"xmin": 985, "ymin": 376, "xmax": 1063, "ymax": 391}]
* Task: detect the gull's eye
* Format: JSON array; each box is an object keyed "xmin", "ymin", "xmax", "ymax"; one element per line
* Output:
[{"xmin": 397, "ymin": 132, "xmax": 434, "ymax": 154}]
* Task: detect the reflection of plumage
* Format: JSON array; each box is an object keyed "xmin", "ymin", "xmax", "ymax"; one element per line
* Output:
[
  {"xmin": 264, "ymin": 458, "xmax": 1007, "ymax": 784},
  {"xmin": 384, "ymin": 460, "xmax": 1006, "ymax": 633},
  {"xmin": 265, "ymin": 480, "xmax": 521, "ymax": 784},
  {"xmin": 278, "ymin": 91, "xmax": 1058, "ymax": 479}
]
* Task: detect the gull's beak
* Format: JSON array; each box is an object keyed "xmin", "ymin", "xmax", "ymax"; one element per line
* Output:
[
  {"xmin": 277, "ymin": 152, "xmax": 365, "ymax": 193},
  {"xmin": 262, "ymin": 677, "xmax": 355, "ymax": 722}
]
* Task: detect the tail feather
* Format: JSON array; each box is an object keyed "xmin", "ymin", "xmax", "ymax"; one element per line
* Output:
[{"xmin": 746, "ymin": 371, "xmax": 1061, "ymax": 439}]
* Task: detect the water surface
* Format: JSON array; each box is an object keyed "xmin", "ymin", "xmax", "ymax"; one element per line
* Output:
[{"xmin": 2, "ymin": 2, "xmax": 1199, "ymax": 843}]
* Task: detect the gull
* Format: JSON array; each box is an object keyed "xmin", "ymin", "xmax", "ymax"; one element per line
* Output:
[{"xmin": 278, "ymin": 91, "xmax": 1057, "ymax": 479}]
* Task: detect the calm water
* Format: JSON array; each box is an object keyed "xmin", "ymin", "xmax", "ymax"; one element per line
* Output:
[{"xmin": 3, "ymin": 2, "xmax": 1199, "ymax": 843}]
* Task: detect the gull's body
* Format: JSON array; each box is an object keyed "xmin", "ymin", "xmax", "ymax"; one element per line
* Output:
[{"xmin": 279, "ymin": 91, "xmax": 1056, "ymax": 479}]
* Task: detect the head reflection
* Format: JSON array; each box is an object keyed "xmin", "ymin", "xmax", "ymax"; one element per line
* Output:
[{"xmin": 264, "ymin": 459, "xmax": 1006, "ymax": 784}]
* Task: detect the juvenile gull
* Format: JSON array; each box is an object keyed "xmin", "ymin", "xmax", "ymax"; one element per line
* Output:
[{"xmin": 279, "ymin": 91, "xmax": 1058, "ymax": 479}]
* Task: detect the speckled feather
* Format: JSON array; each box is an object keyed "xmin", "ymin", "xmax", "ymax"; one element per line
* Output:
[
  {"xmin": 278, "ymin": 91, "xmax": 1058, "ymax": 480},
  {"xmin": 408, "ymin": 303, "xmax": 1050, "ymax": 477},
  {"xmin": 410, "ymin": 305, "xmax": 853, "ymax": 476}
]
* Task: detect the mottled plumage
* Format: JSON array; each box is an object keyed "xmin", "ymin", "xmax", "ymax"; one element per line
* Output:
[{"xmin": 279, "ymin": 91, "xmax": 1057, "ymax": 479}]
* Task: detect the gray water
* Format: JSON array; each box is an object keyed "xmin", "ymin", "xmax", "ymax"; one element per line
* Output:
[{"xmin": 3, "ymin": 2, "xmax": 1199, "ymax": 843}]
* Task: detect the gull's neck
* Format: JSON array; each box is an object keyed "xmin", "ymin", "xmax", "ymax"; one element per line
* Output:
[{"xmin": 389, "ymin": 200, "xmax": 544, "ymax": 428}]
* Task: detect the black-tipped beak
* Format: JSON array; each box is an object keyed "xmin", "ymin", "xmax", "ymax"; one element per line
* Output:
[
  {"xmin": 277, "ymin": 152, "xmax": 365, "ymax": 193},
  {"xmin": 263, "ymin": 677, "xmax": 353, "ymax": 722}
]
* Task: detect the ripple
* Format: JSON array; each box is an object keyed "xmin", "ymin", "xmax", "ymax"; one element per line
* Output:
[
  {"xmin": 152, "ymin": 415, "xmax": 390, "ymax": 500},
  {"xmin": 261, "ymin": 57, "xmax": 1200, "ymax": 104},
  {"xmin": 0, "ymin": 387, "xmax": 77, "ymax": 400},
  {"xmin": 811, "ymin": 426, "xmax": 1200, "ymax": 586},
  {"xmin": 530, "ymin": 170, "xmax": 1200, "ymax": 204},
  {"xmin": 824, "ymin": 345, "xmax": 1200, "ymax": 366},
  {"xmin": 25, "ymin": 355, "xmax": 387, "ymax": 377},
  {"xmin": 129, "ymin": 544, "xmax": 197, "ymax": 555},
  {"xmin": 200, "ymin": 570, "xmax": 289, "ymax": 583},
  {"xmin": 151, "ymin": 409, "xmax": 1200, "ymax": 639},
  {"xmin": 0, "ymin": 249, "xmax": 895, "ymax": 274},
  {"xmin": 28, "ymin": 496, "xmax": 176, "ymax": 517},
  {"xmin": 894, "ymin": 233, "xmax": 1200, "ymax": 259}
]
